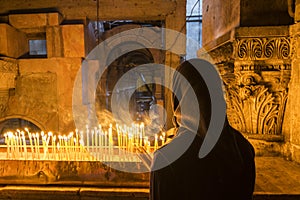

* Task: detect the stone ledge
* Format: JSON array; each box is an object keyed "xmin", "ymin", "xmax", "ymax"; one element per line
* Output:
[
  {"xmin": 244, "ymin": 134, "xmax": 284, "ymax": 142},
  {"xmin": 0, "ymin": 186, "xmax": 299, "ymax": 200}
]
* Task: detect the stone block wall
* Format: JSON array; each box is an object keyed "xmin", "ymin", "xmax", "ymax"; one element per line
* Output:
[{"xmin": 0, "ymin": 12, "xmax": 97, "ymax": 133}]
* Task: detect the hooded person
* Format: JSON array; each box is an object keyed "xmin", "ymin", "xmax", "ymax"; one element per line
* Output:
[{"xmin": 150, "ymin": 59, "xmax": 255, "ymax": 200}]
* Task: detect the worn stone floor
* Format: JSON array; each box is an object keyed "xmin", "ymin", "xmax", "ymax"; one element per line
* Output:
[{"xmin": 0, "ymin": 156, "xmax": 299, "ymax": 199}]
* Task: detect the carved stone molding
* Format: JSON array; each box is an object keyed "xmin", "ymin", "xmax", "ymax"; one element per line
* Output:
[
  {"xmin": 0, "ymin": 58, "xmax": 18, "ymax": 72},
  {"xmin": 235, "ymin": 63, "xmax": 291, "ymax": 71},
  {"xmin": 235, "ymin": 37, "xmax": 290, "ymax": 60},
  {"xmin": 0, "ymin": 58, "xmax": 18, "ymax": 89}
]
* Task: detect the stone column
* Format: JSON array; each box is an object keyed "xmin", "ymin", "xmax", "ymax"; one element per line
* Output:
[
  {"xmin": 283, "ymin": 21, "xmax": 300, "ymax": 162},
  {"xmin": 199, "ymin": 26, "xmax": 291, "ymax": 156}
]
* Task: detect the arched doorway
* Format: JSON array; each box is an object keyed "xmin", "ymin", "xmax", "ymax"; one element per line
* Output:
[{"xmin": 97, "ymin": 47, "xmax": 156, "ymax": 123}]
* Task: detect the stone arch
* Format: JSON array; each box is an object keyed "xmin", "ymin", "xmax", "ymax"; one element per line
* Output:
[{"xmin": 0, "ymin": 115, "xmax": 45, "ymax": 134}]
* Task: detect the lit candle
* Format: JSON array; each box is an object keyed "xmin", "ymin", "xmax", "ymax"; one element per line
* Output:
[
  {"xmin": 91, "ymin": 130, "xmax": 95, "ymax": 159},
  {"xmin": 46, "ymin": 132, "xmax": 51, "ymax": 159},
  {"xmin": 109, "ymin": 124, "xmax": 113, "ymax": 160},
  {"xmin": 86, "ymin": 125, "xmax": 89, "ymax": 151},
  {"xmin": 11, "ymin": 133, "xmax": 16, "ymax": 159},
  {"xmin": 4, "ymin": 133, "xmax": 8, "ymax": 158},
  {"xmin": 53, "ymin": 135, "xmax": 57, "ymax": 160},
  {"xmin": 17, "ymin": 130, "xmax": 22, "ymax": 158},
  {"xmin": 21, "ymin": 131, "xmax": 27, "ymax": 159},
  {"xmin": 36, "ymin": 133, "xmax": 40, "ymax": 159},
  {"xmin": 94, "ymin": 127, "xmax": 98, "ymax": 159},
  {"xmin": 154, "ymin": 134, "xmax": 158, "ymax": 151},
  {"xmin": 69, "ymin": 132, "xmax": 74, "ymax": 159},
  {"xmin": 75, "ymin": 129, "xmax": 79, "ymax": 154},
  {"xmin": 57, "ymin": 142, "xmax": 61, "ymax": 160},
  {"xmin": 160, "ymin": 132, "xmax": 166, "ymax": 146},
  {"xmin": 104, "ymin": 131, "xmax": 108, "ymax": 160},
  {"xmin": 15, "ymin": 133, "xmax": 20, "ymax": 159},
  {"xmin": 79, "ymin": 139, "xmax": 84, "ymax": 160},
  {"xmin": 98, "ymin": 125, "xmax": 102, "ymax": 160},
  {"xmin": 116, "ymin": 124, "xmax": 121, "ymax": 157},
  {"xmin": 28, "ymin": 131, "xmax": 34, "ymax": 160},
  {"xmin": 62, "ymin": 135, "xmax": 67, "ymax": 160},
  {"xmin": 79, "ymin": 131, "xmax": 84, "ymax": 160},
  {"xmin": 7, "ymin": 132, "xmax": 13, "ymax": 159},
  {"xmin": 139, "ymin": 125, "xmax": 143, "ymax": 147},
  {"xmin": 32, "ymin": 133, "xmax": 36, "ymax": 155},
  {"xmin": 42, "ymin": 134, "xmax": 47, "ymax": 160}
]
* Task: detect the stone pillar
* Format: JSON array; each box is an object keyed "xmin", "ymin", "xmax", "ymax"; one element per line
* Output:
[
  {"xmin": 164, "ymin": 0, "xmax": 186, "ymax": 129},
  {"xmin": 283, "ymin": 21, "xmax": 300, "ymax": 162},
  {"xmin": 200, "ymin": 0, "xmax": 294, "ymax": 157},
  {"xmin": 0, "ymin": 58, "xmax": 18, "ymax": 118}
]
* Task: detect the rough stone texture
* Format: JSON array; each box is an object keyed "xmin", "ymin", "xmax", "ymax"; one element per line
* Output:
[
  {"xmin": 9, "ymin": 13, "xmax": 63, "ymax": 29},
  {"xmin": 5, "ymin": 58, "xmax": 83, "ymax": 133},
  {"xmin": 62, "ymin": 24, "xmax": 87, "ymax": 58},
  {"xmin": 202, "ymin": 0, "xmax": 294, "ymax": 47},
  {"xmin": 0, "ymin": 157, "xmax": 300, "ymax": 199},
  {"xmin": 0, "ymin": 58, "xmax": 18, "ymax": 89},
  {"xmin": 46, "ymin": 23, "xmax": 96, "ymax": 58},
  {"xmin": 202, "ymin": 0, "xmax": 240, "ymax": 47},
  {"xmin": 0, "ymin": 24, "xmax": 28, "ymax": 58},
  {"xmin": 248, "ymin": 137, "xmax": 284, "ymax": 157},
  {"xmin": 241, "ymin": 0, "xmax": 294, "ymax": 26},
  {"xmin": 46, "ymin": 26, "xmax": 64, "ymax": 58},
  {"xmin": 295, "ymin": 0, "xmax": 300, "ymax": 22},
  {"xmin": 0, "ymin": 0, "xmax": 177, "ymax": 21},
  {"xmin": 282, "ymin": 22, "xmax": 300, "ymax": 164},
  {"xmin": 0, "ymin": 159, "xmax": 149, "ymax": 186}
]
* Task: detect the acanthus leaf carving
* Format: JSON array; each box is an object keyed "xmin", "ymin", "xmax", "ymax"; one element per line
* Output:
[
  {"xmin": 226, "ymin": 73, "xmax": 288, "ymax": 135},
  {"xmin": 236, "ymin": 37, "xmax": 290, "ymax": 60}
]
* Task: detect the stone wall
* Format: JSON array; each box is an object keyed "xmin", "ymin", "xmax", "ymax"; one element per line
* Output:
[{"xmin": 0, "ymin": 0, "xmax": 186, "ymax": 134}]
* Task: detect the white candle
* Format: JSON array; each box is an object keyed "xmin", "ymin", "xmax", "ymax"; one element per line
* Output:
[
  {"xmin": 15, "ymin": 133, "xmax": 19, "ymax": 159},
  {"xmin": 94, "ymin": 127, "xmax": 98, "ymax": 159},
  {"xmin": 21, "ymin": 132, "xmax": 27, "ymax": 159},
  {"xmin": 91, "ymin": 130, "xmax": 95, "ymax": 159},
  {"xmin": 86, "ymin": 125, "xmax": 89, "ymax": 151},
  {"xmin": 53, "ymin": 135, "xmax": 57, "ymax": 160},
  {"xmin": 75, "ymin": 129, "xmax": 79, "ymax": 153},
  {"xmin": 28, "ymin": 132, "xmax": 34, "ymax": 159},
  {"xmin": 154, "ymin": 134, "xmax": 158, "ymax": 151},
  {"xmin": 36, "ymin": 133, "xmax": 40, "ymax": 159}
]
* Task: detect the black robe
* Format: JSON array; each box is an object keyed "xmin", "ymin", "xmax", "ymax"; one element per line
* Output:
[{"xmin": 150, "ymin": 59, "xmax": 255, "ymax": 200}]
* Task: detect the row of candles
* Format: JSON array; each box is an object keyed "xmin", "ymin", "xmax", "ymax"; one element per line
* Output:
[{"xmin": 2, "ymin": 123, "xmax": 166, "ymax": 162}]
